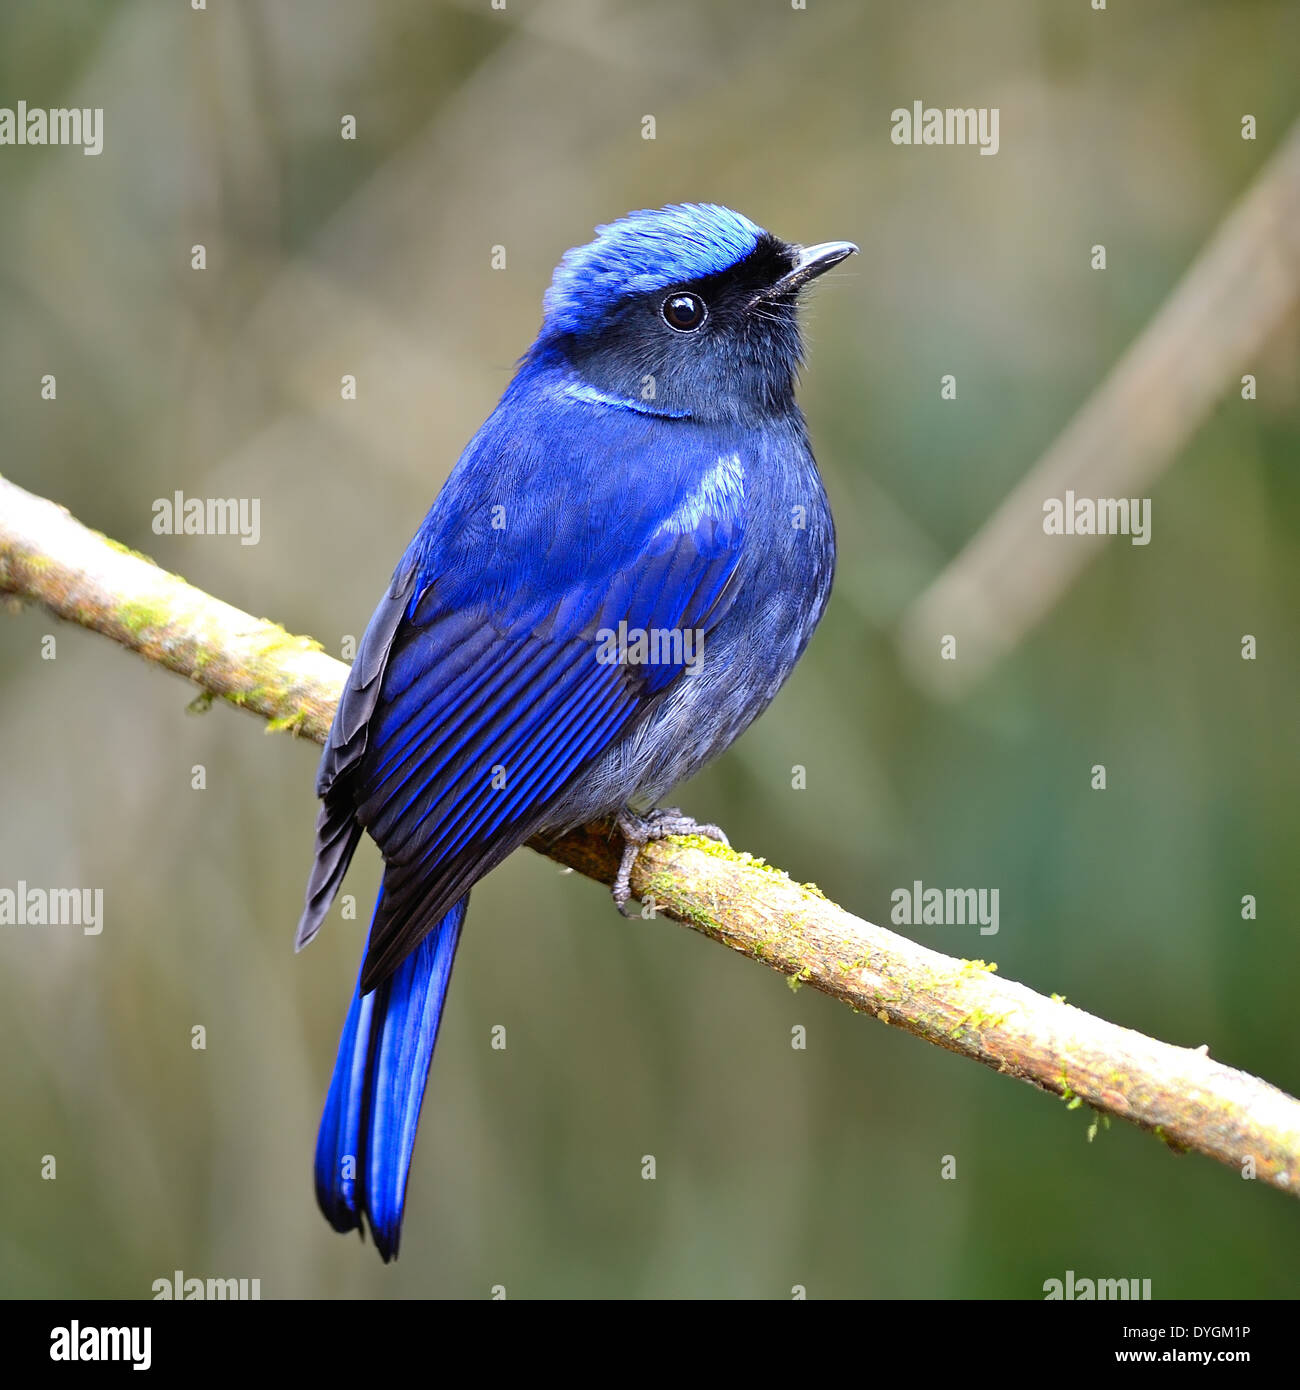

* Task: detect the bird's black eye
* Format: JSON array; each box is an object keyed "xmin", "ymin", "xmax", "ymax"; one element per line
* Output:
[{"xmin": 661, "ymin": 292, "xmax": 707, "ymax": 332}]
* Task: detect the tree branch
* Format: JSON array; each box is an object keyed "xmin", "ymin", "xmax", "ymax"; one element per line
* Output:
[{"xmin": 3, "ymin": 473, "xmax": 1298, "ymax": 1197}]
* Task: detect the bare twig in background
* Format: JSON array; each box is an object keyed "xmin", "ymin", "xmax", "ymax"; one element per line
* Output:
[
  {"xmin": 900, "ymin": 118, "xmax": 1300, "ymax": 697},
  {"xmin": 3, "ymin": 472, "xmax": 1299, "ymax": 1197}
]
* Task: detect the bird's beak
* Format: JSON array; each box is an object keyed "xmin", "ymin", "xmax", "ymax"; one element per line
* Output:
[{"xmin": 762, "ymin": 240, "xmax": 859, "ymax": 300}]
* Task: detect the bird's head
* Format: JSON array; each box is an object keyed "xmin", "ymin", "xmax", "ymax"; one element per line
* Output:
[{"xmin": 533, "ymin": 203, "xmax": 856, "ymax": 423}]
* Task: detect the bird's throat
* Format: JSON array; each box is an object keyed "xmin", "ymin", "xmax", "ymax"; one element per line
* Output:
[{"xmin": 560, "ymin": 378, "xmax": 693, "ymax": 420}]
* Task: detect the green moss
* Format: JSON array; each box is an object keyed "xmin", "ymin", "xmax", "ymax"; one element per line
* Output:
[
  {"xmin": 252, "ymin": 621, "xmax": 325, "ymax": 658},
  {"xmin": 668, "ymin": 835, "xmax": 797, "ymax": 882},
  {"xmin": 1153, "ymin": 1126, "xmax": 1189, "ymax": 1154},
  {"xmin": 117, "ymin": 596, "xmax": 171, "ymax": 638},
  {"xmin": 640, "ymin": 873, "xmax": 720, "ymax": 933},
  {"xmin": 266, "ymin": 710, "xmax": 308, "ymax": 735},
  {"xmin": 957, "ymin": 1004, "xmax": 1012, "ymax": 1036},
  {"xmin": 186, "ymin": 691, "xmax": 214, "ymax": 715},
  {"xmin": 101, "ymin": 534, "xmax": 161, "ymax": 568},
  {"xmin": 1086, "ymin": 1110, "xmax": 1110, "ymax": 1143}
]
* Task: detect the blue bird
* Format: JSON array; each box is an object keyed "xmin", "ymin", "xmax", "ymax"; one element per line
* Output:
[{"xmin": 296, "ymin": 203, "xmax": 855, "ymax": 1260}]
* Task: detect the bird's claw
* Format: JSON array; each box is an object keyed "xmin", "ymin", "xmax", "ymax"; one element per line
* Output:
[{"xmin": 611, "ymin": 806, "xmax": 729, "ymax": 916}]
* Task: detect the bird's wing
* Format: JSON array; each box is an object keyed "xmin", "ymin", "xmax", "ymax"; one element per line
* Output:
[{"xmin": 297, "ymin": 402, "xmax": 750, "ymax": 992}]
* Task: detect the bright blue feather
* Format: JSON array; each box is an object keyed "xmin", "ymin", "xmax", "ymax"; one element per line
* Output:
[
  {"xmin": 542, "ymin": 203, "xmax": 763, "ymax": 339},
  {"xmin": 315, "ymin": 890, "xmax": 466, "ymax": 1262},
  {"xmin": 297, "ymin": 202, "xmax": 847, "ymax": 1260}
]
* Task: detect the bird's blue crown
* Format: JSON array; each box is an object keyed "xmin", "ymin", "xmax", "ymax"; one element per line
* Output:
[{"xmin": 542, "ymin": 203, "xmax": 764, "ymax": 337}]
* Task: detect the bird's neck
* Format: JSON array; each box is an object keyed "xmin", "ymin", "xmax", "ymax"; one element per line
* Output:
[
  {"xmin": 519, "ymin": 341, "xmax": 797, "ymax": 427},
  {"xmin": 557, "ymin": 378, "xmax": 693, "ymax": 420}
]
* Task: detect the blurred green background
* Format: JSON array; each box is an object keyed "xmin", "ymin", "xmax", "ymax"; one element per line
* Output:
[{"xmin": 1, "ymin": 0, "xmax": 1297, "ymax": 1298}]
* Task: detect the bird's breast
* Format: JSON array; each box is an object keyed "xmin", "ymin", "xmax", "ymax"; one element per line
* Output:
[{"xmin": 546, "ymin": 423, "xmax": 835, "ymax": 823}]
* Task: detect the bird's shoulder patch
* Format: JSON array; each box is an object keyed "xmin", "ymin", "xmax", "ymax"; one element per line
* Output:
[{"xmin": 660, "ymin": 450, "xmax": 746, "ymax": 540}]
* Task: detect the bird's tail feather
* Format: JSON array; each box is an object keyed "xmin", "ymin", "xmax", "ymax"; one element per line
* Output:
[{"xmin": 314, "ymin": 887, "xmax": 467, "ymax": 1262}]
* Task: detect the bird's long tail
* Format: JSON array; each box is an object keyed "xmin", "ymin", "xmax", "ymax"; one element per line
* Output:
[{"xmin": 314, "ymin": 887, "xmax": 467, "ymax": 1262}]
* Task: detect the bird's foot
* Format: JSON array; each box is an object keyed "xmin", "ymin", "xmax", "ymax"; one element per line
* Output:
[{"xmin": 612, "ymin": 806, "xmax": 729, "ymax": 917}]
